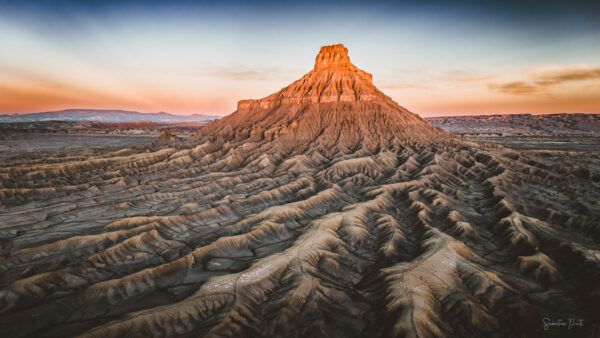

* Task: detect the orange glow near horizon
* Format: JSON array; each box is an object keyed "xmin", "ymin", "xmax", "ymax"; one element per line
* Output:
[
  {"xmin": 0, "ymin": 80, "xmax": 235, "ymax": 116},
  {"xmin": 2, "ymin": 64, "xmax": 600, "ymax": 117},
  {"xmin": 3, "ymin": 64, "xmax": 600, "ymax": 117}
]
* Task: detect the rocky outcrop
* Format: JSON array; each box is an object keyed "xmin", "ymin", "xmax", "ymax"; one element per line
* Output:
[
  {"xmin": 200, "ymin": 44, "xmax": 442, "ymax": 152},
  {"xmin": 151, "ymin": 130, "xmax": 184, "ymax": 149}
]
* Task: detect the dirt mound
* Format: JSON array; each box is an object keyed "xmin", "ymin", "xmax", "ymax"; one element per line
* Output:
[{"xmin": 151, "ymin": 130, "xmax": 184, "ymax": 148}]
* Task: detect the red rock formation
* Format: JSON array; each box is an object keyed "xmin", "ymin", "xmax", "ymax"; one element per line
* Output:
[{"xmin": 200, "ymin": 44, "xmax": 443, "ymax": 151}]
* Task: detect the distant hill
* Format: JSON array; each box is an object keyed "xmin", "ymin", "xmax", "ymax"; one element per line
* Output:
[
  {"xmin": 0, "ymin": 109, "xmax": 219, "ymax": 123},
  {"xmin": 426, "ymin": 113, "xmax": 600, "ymax": 135}
]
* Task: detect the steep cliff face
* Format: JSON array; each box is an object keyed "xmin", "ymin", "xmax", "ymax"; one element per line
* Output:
[{"xmin": 200, "ymin": 44, "xmax": 442, "ymax": 151}]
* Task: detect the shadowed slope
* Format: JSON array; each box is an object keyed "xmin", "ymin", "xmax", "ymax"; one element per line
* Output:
[{"xmin": 0, "ymin": 45, "xmax": 599, "ymax": 337}]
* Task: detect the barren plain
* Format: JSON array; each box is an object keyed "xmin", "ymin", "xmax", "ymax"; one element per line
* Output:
[{"xmin": 1, "ymin": 45, "xmax": 599, "ymax": 337}]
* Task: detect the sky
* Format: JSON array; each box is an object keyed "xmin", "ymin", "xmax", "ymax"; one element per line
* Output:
[{"xmin": 0, "ymin": 0, "xmax": 599, "ymax": 117}]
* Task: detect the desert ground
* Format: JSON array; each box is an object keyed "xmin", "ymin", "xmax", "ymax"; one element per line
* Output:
[
  {"xmin": 427, "ymin": 113, "xmax": 600, "ymax": 136},
  {"xmin": 466, "ymin": 135, "xmax": 600, "ymax": 153},
  {"xmin": 1, "ymin": 45, "xmax": 599, "ymax": 337}
]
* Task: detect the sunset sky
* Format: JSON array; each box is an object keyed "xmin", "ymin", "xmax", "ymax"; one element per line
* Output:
[{"xmin": 1, "ymin": 0, "xmax": 599, "ymax": 117}]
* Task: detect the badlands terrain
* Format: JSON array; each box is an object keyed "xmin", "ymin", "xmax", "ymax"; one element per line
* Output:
[
  {"xmin": 427, "ymin": 113, "xmax": 600, "ymax": 136},
  {"xmin": 0, "ymin": 45, "xmax": 599, "ymax": 337}
]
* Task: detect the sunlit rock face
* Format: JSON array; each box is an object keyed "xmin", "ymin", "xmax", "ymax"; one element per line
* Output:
[
  {"xmin": 314, "ymin": 44, "xmax": 354, "ymax": 70},
  {"xmin": 1, "ymin": 45, "xmax": 599, "ymax": 337},
  {"xmin": 200, "ymin": 44, "xmax": 440, "ymax": 151}
]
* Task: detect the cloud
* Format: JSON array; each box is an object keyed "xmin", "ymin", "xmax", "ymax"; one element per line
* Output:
[
  {"xmin": 205, "ymin": 66, "xmax": 293, "ymax": 81},
  {"xmin": 487, "ymin": 81, "xmax": 547, "ymax": 95},
  {"xmin": 440, "ymin": 70, "xmax": 497, "ymax": 84},
  {"xmin": 530, "ymin": 65, "xmax": 600, "ymax": 84},
  {"xmin": 380, "ymin": 70, "xmax": 496, "ymax": 90},
  {"xmin": 379, "ymin": 82, "xmax": 431, "ymax": 90},
  {"xmin": 488, "ymin": 65, "xmax": 600, "ymax": 96}
]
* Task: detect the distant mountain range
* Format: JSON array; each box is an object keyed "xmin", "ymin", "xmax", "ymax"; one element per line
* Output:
[
  {"xmin": 426, "ymin": 113, "xmax": 600, "ymax": 135},
  {"xmin": 0, "ymin": 109, "xmax": 220, "ymax": 123}
]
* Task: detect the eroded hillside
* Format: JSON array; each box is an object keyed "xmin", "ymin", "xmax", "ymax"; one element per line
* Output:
[{"xmin": 1, "ymin": 45, "xmax": 599, "ymax": 337}]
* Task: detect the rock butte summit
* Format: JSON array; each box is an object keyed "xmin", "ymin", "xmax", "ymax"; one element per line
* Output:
[{"xmin": 200, "ymin": 44, "xmax": 443, "ymax": 151}]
